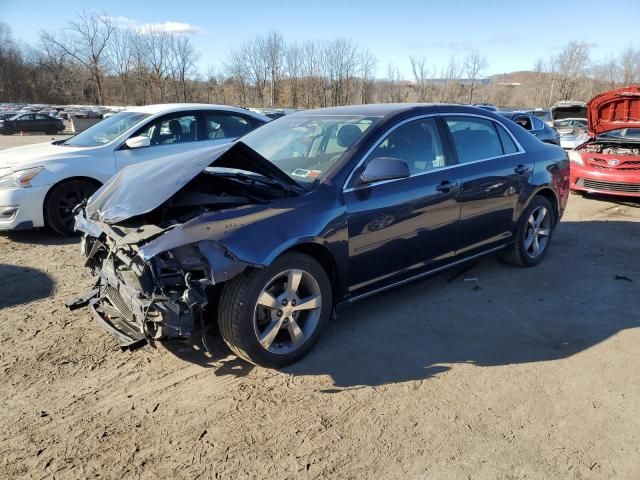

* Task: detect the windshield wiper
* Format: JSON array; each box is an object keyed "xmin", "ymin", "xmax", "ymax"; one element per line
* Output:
[{"xmin": 218, "ymin": 171, "xmax": 304, "ymax": 195}]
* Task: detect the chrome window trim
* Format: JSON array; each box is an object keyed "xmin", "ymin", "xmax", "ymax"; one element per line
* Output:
[{"xmin": 342, "ymin": 112, "xmax": 526, "ymax": 193}]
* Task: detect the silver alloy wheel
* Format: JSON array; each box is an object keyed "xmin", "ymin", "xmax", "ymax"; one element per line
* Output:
[
  {"xmin": 524, "ymin": 206, "xmax": 551, "ymax": 258},
  {"xmin": 253, "ymin": 269, "xmax": 322, "ymax": 354}
]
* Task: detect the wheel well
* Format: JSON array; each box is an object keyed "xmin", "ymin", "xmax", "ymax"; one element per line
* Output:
[
  {"xmin": 42, "ymin": 176, "xmax": 102, "ymax": 225},
  {"xmin": 534, "ymin": 188, "xmax": 559, "ymax": 221},
  {"xmin": 288, "ymin": 243, "xmax": 340, "ymax": 293}
]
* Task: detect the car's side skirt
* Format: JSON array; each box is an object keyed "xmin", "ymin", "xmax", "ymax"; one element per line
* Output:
[{"xmin": 338, "ymin": 244, "xmax": 508, "ymax": 308}]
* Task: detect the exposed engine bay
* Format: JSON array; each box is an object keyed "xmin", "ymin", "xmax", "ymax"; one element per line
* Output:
[
  {"xmin": 581, "ymin": 142, "xmax": 640, "ymax": 156},
  {"xmin": 68, "ymin": 144, "xmax": 300, "ymax": 349}
]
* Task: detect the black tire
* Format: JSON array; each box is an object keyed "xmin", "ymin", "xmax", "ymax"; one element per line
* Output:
[
  {"xmin": 502, "ymin": 195, "xmax": 556, "ymax": 268},
  {"xmin": 218, "ymin": 252, "xmax": 332, "ymax": 368},
  {"xmin": 45, "ymin": 180, "xmax": 100, "ymax": 236}
]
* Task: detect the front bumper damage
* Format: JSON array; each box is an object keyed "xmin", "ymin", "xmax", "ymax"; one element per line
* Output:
[{"xmin": 67, "ymin": 210, "xmax": 251, "ymax": 349}]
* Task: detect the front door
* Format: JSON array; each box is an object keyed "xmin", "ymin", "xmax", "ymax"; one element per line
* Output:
[
  {"xmin": 114, "ymin": 112, "xmax": 201, "ymax": 171},
  {"xmin": 344, "ymin": 116, "xmax": 461, "ymax": 295}
]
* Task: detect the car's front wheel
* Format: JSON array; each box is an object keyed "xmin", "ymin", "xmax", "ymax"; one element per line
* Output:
[
  {"xmin": 45, "ymin": 179, "xmax": 100, "ymax": 235},
  {"xmin": 218, "ymin": 252, "xmax": 332, "ymax": 368},
  {"xmin": 502, "ymin": 195, "xmax": 556, "ymax": 267}
]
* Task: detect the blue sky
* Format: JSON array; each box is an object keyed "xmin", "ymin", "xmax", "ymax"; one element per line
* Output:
[{"xmin": 2, "ymin": 0, "xmax": 638, "ymax": 78}]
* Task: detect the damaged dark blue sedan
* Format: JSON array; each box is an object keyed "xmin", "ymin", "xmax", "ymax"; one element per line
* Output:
[{"xmin": 70, "ymin": 104, "xmax": 569, "ymax": 368}]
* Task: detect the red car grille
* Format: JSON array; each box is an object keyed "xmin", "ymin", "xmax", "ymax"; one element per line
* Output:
[
  {"xmin": 588, "ymin": 157, "xmax": 640, "ymax": 171},
  {"xmin": 578, "ymin": 178, "xmax": 640, "ymax": 193}
]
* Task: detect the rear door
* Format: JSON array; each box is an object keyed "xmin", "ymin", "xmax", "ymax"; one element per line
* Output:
[
  {"xmin": 344, "ymin": 116, "xmax": 461, "ymax": 295},
  {"xmin": 34, "ymin": 114, "xmax": 50, "ymax": 132},
  {"xmin": 442, "ymin": 114, "xmax": 532, "ymax": 255}
]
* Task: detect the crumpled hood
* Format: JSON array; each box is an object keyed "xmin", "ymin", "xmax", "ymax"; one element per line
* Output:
[
  {"xmin": 588, "ymin": 85, "xmax": 640, "ymax": 135},
  {"xmin": 86, "ymin": 141, "xmax": 298, "ymax": 225},
  {"xmin": 87, "ymin": 143, "xmax": 231, "ymax": 224},
  {"xmin": 0, "ymin": 141, "xmax": 83, "ymax": 169}
]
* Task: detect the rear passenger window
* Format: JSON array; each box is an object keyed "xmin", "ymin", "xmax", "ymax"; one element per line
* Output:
[
  {"xmin": 496, "ymin": 123, "xmax": 518, "ymax": 154},
  {"xmin": 531, "ymin": 116, "xmax": 545, "ymax": 130},
  {"xmin": 204, "ymin": 113, "xmax": 258, "ymax": 140},
  {"xmin": 445, "ymin": 116, "xmax": 514, "ymax": 163}
]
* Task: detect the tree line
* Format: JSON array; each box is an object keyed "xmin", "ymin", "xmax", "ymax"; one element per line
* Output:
[{"xmin": 1, "ymin": 11, "xmax": 639, "ymax": 109}]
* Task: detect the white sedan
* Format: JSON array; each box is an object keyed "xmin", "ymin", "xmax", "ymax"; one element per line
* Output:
[{"xmin": 0, "ymin": 104, "xmax": 269, "ymax": 235}]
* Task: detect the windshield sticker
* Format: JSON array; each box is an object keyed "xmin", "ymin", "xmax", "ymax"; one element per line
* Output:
[
  {"xmin": 306, "ymin": 170, "xmax": 322, "ymax": 178},
  {"xmin": 292, "ymin": 168, "xmax": 310, "ymax": 177}
]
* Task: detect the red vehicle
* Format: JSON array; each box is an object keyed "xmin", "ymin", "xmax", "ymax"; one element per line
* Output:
[{"xmin": 569, "ymin": 85, "xmax": 640, "ymax": 197}]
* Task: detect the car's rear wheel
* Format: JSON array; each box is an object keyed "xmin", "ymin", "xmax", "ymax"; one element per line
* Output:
[
  {"xmin": 502, "ymin": 195, "xmax": 556, "ymax": 267},
  {"xmin": 45, "ymin": 180, "xmax": 99, "ymax": 236},
  {"xmin": 218, "ymin": 252, "xmax": 332, "ymax": 368}
]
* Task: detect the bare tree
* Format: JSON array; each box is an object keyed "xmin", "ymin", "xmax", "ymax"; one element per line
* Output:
[
  {"xmin": 384, "ymin": 62, "xmax": 405, "ymax": 103},
  {"xmin": 301, "ymin": 40, "xmax": 323, "ymax": 108},
  {"xmin": 619, "ymin": 46, "xmax": 640, "ymax": 85},
  {"xmin": 324, "ymin": 38, "xmax": 359, "ymax": 106},
  {"xmin": 552, "ymin": 41, "xmax": 591, "ymax": 100},
  {"xmin": 40, "ymin": 11, "xmax": 115, "ymax": 104},
  {"xmin": 170, "ymin": 34, "xmax": 199, "ymax": 102},
  {"xmin": 285, "ymin": 42, "xmax": 302, "ymax": 108},
  {"xmin": 410, "ymin": 56, "xmax": 433, "ymax": 102},
  {"xmin": 464, "ymin": 51, "xmax": 488, "ymax": 103},
  {"xmin": 106, "ymin": 28, "xmax": 132, "ymax": 103},
  {"xmin": 265, "ymin": 31, "xmax": 285, "ymax": 107},
  {"xmin": 359, "ymin": 48, "xmax": 377, "ymax": 104},
  {"xmin": 440, "ymin": 56, "xmax": 463, "ymax": 103}
]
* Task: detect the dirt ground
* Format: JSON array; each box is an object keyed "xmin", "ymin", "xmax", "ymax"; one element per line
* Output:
[{"xmin": 0, "ymin": 135, "xmax": 639, "ymax": 480}]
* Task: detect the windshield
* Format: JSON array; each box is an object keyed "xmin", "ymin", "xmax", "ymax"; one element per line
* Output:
[
  {"xmin": 239, "ymin": 114, "xmax": 379, "ymax": 185},
  {"xmin": 63, "ymin": 111, "xmax": 150, "ymax": 147},
  {"xmin": 597, "ymin": 128, "xmax": 640, "ymax": 141}
]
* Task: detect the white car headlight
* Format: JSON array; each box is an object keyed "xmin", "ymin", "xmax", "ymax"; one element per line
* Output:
[
  {"xmin": 0, "ymin": 167, "xmax": 44, "ymax": 189},
  {"xmin": 568, "ymin": 150, "xmax": 584, "ymax": 165}
]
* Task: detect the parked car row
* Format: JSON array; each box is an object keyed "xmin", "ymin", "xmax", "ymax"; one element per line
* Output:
[{"xmin": 0, "ymin": 113, "xmax": 65, "ymax": 135}]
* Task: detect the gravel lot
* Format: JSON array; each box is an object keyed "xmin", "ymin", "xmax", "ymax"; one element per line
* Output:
[{"xmin": 0, "ymin": 135, "xmax": 639, "ymax": 479}]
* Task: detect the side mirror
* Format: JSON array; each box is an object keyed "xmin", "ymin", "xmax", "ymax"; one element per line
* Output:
[
  {"xmin": 125, "ymin": 136, "xmax": 151, "ymax": 149},
  {"xmin": 360, "ymin": 157, "xmax": 410, "ymax": 184}
]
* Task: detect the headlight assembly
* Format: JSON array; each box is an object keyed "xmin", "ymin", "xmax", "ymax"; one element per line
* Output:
[
  {"xmin": 568, "ymin": 150, "xmax": 584, "ymax": 165},
  {"xmin": 0, "ymin": 167, "xmax": 44, "ymax": 189}
]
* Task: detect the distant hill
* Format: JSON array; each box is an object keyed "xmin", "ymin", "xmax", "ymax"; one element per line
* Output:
[{"xmin": 489, "ymin": 71, "xmax": 553, "ymax": 85}]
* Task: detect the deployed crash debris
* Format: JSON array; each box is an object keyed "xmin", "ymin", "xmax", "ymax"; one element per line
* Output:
[{"xmin": 68, "ymin": 141, "xmax": 302, "ymax": 350}]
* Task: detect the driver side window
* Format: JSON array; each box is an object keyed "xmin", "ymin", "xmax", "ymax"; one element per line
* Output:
[
  {"xmin": 136, "ymin": 114, "xmax": 197, "ymax": 146},
  {"xmin": 367, "ymin": 117, "xmax": 447, "ymax": 176}
]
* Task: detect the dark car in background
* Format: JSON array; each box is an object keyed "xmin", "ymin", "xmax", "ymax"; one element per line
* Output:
[
  {"xmin": 500, "ymin": 111, "xmax": 560, "ymax": 145},
  {"xmin": 0, "ymin": 113, "xmax": 65, "ymax": 135},
  {"xmin": 70, "ymin": 104, "xmax": 569, "ymax": 368}
]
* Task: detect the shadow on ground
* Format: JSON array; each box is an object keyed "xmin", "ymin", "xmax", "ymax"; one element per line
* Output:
[
  {"xmin": 0, "ymin": 264, "xmax": 55, "ymax": 309},
  {"xmin": 160, "ymin": 220, "xmax": 640, "ymax": 389},
  {"xmin": 3, "ymin": 229, "xmax": 79, "ymax": 246}
]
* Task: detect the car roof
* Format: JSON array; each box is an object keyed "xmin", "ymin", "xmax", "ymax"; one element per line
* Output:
[
  {"xmin": 289, "ymin": 103, "xmax": 494, "ymax": 118},
  {"xmin": 125, "ymin": 103, "xmax": 269, "ymax": 121}
]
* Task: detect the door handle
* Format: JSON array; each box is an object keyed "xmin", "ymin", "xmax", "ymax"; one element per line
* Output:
[
  {"xmin": 436, "ymin": 180, "xmax": 458, "ymax": 193},
  {"xmin": 514, "ymin": 164, "xmax": 529, "ymax": 175}
]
